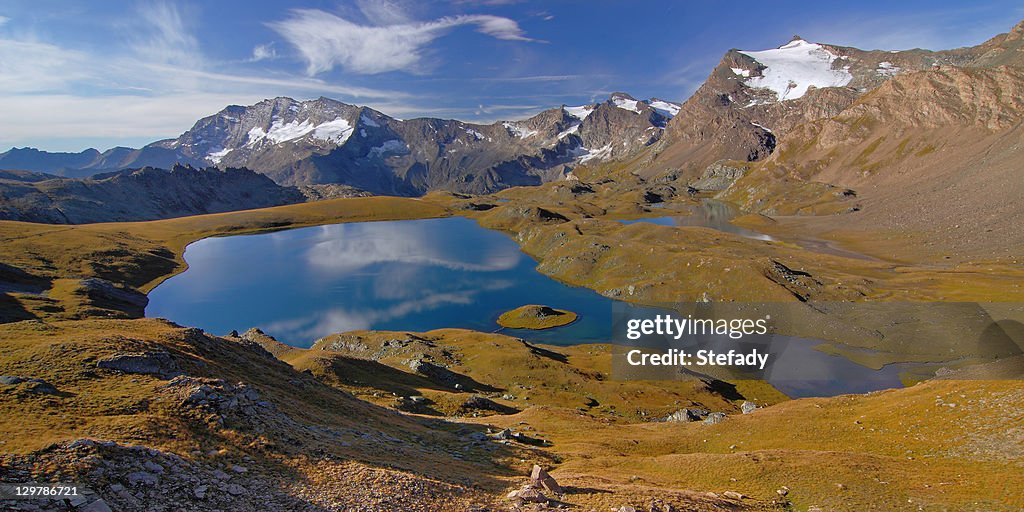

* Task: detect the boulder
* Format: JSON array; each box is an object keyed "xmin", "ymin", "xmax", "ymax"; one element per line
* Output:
[
  {"xmin": 663, "ymin": 408, "xmax": 708, "ymax": 422},
  {"xmin": 530, "ymin": 465, "xmax": 563, "ymax": 494},
  {"xmin": 460, "ymin": 395, "xmax": 517, "ymax": 415},
  {"xmin": 407, "ymin": 358, "xmax": 459, "ymax": 387},
  {"xmin": 703, "ymin": 412, "xmax": 727, "ymax": 425},
  {"xmin": 741, "ymin": 401, "xmax": 758, "ymax": 414},
  {"xmin": 0, "ymin": 375, "xmax": 59, "ymax": 394},
  {"xmin": 506, "ymin": 486, "xmax": 548, "ymax": 504},
  {"xmin": 78, "ymin": 277, "xmax": 148, "ymax": 310}
]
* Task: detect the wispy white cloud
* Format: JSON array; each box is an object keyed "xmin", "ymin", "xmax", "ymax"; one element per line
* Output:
[
  {"xmin": 130, "ymin": 1, "xmax": 201, "ymax": 66},
  {"xmin": 250, "ymin": 42, "xmax": 277, "ymax": 62},
  {"xmin": 0, "ymin": 38, "xmax": 94, "ymax": 93},
  {"xmin": 269, "ymin": 7, "xmax": 535, "ymax": 75},
  {"xmin": 0, "ymin": 15, "xmax": 9, "ymax": 26},
  {"xmin": 354, "ymin": 0, "xmax": 414, "ymax": 25}
]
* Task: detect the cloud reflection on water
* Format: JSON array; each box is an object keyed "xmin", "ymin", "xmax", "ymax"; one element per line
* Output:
[{"xmin": 305, "ymin": 222, "xmax": 521, "ymax": 274}]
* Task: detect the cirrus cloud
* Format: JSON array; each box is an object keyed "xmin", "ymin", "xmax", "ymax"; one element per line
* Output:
[{"xmin": 269, "ymin": 8, "xmax": 535, "ymax": 75}]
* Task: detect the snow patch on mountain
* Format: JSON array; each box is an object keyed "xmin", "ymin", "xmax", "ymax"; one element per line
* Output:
[
  {"xmin": 557, "ymin": 123, "xmax": 580, "ymax": 139},
  {"xmin": 578, "ymin": 144, "xmax": 612, "ymax": 163},
  {"xmin": 877, "ymin": 61, "xmax": 901, "ymax": 77},
  {"xmin": 267, "ymin": 119, "xmax": 317, "ymax": 144},
  {"xmin": 246, "ymin": 127, "xmax": 268, "ymax": 146},
  {"xmin": 245, "ymin": 117, "xmax": 353, "ymax": 146},
  {"xmin": 649, "ymin": 100, "xmax": 680, "ymax": 118},
  {"xmin": 360, "ymin": 113, "xmax": 380, "ymax": 127},
  {"xmin": 503, "ymin": 122, "xmax": 537, "ymax": 139},
  {"xmin": 564, "ymin": 105, "xmax": 595, "ymax": 120},
  {"xmin": 612, "ymin": 96, "xmax": 642, "ymax": 113},
  {"xmin": 206, "ymin": 147, "xmax": 231, "ymax": 164},
  {"xmin": 368, "ymin": 139, "xmax": 407, "ymax": 158},
  {"xmin": 731, "ymin": 67, "xmax": 751, "ymax": 77},
  {"xmin": 312, "ymin": 118, "xmax": 354, "ymax": 144},
  {"xmin": 739, "ymin": 39, "xmax": 852, "ymax": 101}
]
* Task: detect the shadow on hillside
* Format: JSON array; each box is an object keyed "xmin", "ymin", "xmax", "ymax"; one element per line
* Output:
[
  {"xmin": 0, "ymin": 292, "xmax": 36, "ymax": 323},
  {"xmin": 520, "ymin": 340, "xmax": 569, "ymax": 364},
  {"xmin": 320, "ymin": 355, "xmax": 501, "ymax": 395}
]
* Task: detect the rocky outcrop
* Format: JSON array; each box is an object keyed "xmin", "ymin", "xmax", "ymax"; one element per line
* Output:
[
  {"xmin": 691, "ymin": 160, "xmax": 751, "ymax": 191},
  {"xmin": 0, "ymin": 375, "xmax": 59, "ymax": 394},
  {"xmin": 96, "ymin": 351, "xmax": 182, "ymax": 379},
  {"xmin": 407, "ymin": 358, "xmax": 460, "ymax": 388}
]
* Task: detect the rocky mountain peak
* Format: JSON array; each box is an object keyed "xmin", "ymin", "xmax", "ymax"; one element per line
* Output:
[{"xmin": 1012, "ymin": 19, "xmax": 1024, "ymax": 37}]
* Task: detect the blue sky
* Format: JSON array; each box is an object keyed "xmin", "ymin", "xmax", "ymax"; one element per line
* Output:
[{"xmin": 1, "ymin": 0, "xmax": 1021, "ymax": 152}]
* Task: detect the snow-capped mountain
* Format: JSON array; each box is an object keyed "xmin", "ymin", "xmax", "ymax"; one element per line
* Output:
[
  {"xmin": 0, "ymin": 94, "xmax": 680, "ymax": 195},
  {"xmin": 639, "ymin": 32, "xmax": 1001, "ymax": 178}
]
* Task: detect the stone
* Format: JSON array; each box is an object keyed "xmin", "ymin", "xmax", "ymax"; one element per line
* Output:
[
  {"xmin": 723, "ymin": 491, "xmax": 746, "ymax": 500},
  {"xmin": 231, "ymin": 465, "xmax": 247, "ymax": 473},
  {"xmin": 225, "ymin": 483, "xmax": 247, "ymax": 496},
  {"xmin": 79, "ymin": 499, "xmax": 113, "ymax": 512},
  {"xmin": 97, "ymin": 352, "xmax": 181, "ymax": 379},
  {"xmin": 663, "ymin": 408, "xmax": 708, "ymax": 422},
  {"xmin": 194, "ymin": 485, "xmax": 208, "ymax": 499},
  {"xmin": 530, "ymin": 465, "xmax": 563, "ymax": 494},
  {"xmin": 0, "ymin": 376, "xmax": 59, "ymax": 394},
  {"xmin": 741, "ymin": 401, "xmax": 758, "ymax": 414},
  {"xmin": 144, "ymin": 461, "xmax": 165, "ymax": 474},
  {"xmin": 460, "ymin": 395, "xmax": 516, "ymax": 414},
  {"xmin": 507, "ymin": 487, "xmax": 547, "ymax": 503},
  {"xmin": 703, "ymin": 412, "xmax": 727, "ymax": 425},
  {"xmin": 77, "ymin": 277, "xmax": 148, "ymax": 310},
  {"xmin": 491, "ymin": 428, "xmax": 514, "ymax": 440},
  {"xmin": 0, "ymin": 375, "xmax": 24, "ymax": 385},
  {"xmin": 126, "ymin": 471, "xmax": 158, "ymax": 486},
  {"xmin": 407, "ymin": 359, "xmax": 460, "ymax": 387}
]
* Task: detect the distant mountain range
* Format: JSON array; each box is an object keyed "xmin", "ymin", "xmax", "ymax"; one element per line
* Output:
[
  {"xmin": 3, "ymin": 19, "xmax": 1022, "ymax": 235},
  {"xmin": 0, "ymin": 93, "xmax": 680, "ymax": 195}
]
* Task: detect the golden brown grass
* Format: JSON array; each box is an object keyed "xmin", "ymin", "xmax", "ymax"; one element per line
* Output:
[{"xmin": 496, "ymin": 305, "xmax": 578, "ymax": 330}]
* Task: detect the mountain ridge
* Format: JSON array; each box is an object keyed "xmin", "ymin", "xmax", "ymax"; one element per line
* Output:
[{"xmin": 1, "ymin": 93, "xmax": 681, "ymax": 195}]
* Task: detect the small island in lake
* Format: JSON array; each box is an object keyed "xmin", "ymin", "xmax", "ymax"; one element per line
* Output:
[{"xmin": 497, "ymin": 305, "xmax": 577, "ymax": 330}]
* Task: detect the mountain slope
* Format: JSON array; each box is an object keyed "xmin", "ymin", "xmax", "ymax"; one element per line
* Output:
[
  {"xmin": 633, "ymin": 20, "xmax": 1024, "ymax": 181},
  {"xmin": 0, "ymin": 165, "xmax": 307, "ymax": 224},
  {"xmin": 719, "ymin": 63, "xmax": 1024, "ymax": 260}
]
